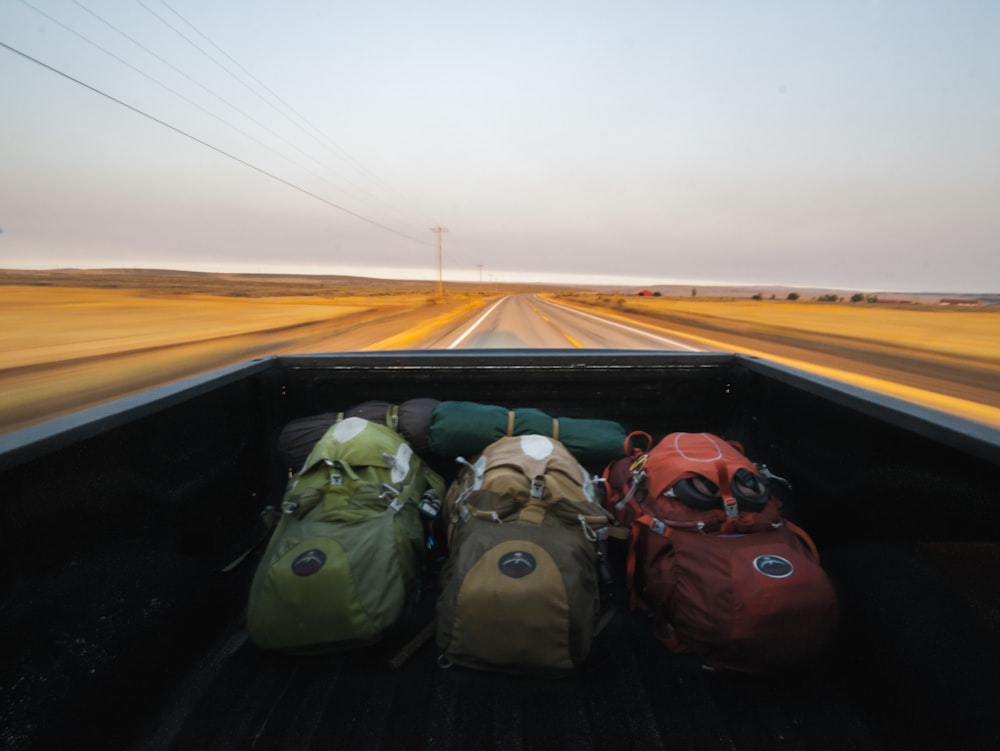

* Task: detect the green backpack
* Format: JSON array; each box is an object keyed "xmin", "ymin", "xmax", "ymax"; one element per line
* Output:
[
  {"xmin": 248, "ymin": 416, "xmax": 445, "ymax": 653},
  {"xmin": 436, "ymin": 435, "xmax": 622, "ymax": 676}
]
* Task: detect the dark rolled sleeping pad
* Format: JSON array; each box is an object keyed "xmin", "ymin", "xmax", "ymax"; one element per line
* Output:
[{"xmin": 277, "ymin": 398, "xmax": 440, "ymax": 470}]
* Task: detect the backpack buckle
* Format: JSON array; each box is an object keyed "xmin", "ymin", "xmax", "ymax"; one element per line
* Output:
[
  {"xmin": 419, "ymin": 489, "xmax": 441, "ymax": 519},
  {"xmin": 530, "ymin": 476, "xmax": 545, "ymax": 500},
  {"xmin": 722, "ymin": 495, "xmax": 739, "ymax": 518},
  {"xmin": 380, "ymin": 483, "xmax": 403, "ymax": 512},
  {"xmin": 650, "ymin": 518, "xmax": 668, "ymax": 536}
]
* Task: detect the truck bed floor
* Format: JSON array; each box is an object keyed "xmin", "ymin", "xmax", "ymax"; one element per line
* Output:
[{"xmin": 134, "ymin": 543, "xmax": 999, "ymax": 751}]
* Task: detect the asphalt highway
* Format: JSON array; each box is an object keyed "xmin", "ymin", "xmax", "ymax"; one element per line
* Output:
[{"xmin": 405, "ymin": 294, "xmax": 703, "ymax": 350}]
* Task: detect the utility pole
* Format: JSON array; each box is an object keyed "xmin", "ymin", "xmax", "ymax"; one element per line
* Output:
[
  {"xmin": 477, "ymin": 264, "xmax": 484, "ymax": 291},
  {"xmin": 430, "ymin": 226, "xmax": 448, "ymax": 298}
]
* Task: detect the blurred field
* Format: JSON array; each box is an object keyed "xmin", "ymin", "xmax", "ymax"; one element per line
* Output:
[
  {"xmin": 2, "ymin": 286, "xmax": 372, "ymax": 369},
  {"xmin": 562, "ymin": 294, "xmax": 1000, "ymax": 428},
  {"xmin": 0, "ymin": 283, "xmax": 472, "ymax": 432},
  {"xmin": 606, "ymin": 297, "xmax": 1000, "ymax": 363}
]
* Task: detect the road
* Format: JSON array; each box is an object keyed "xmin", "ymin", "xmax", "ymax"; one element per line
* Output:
[{"xmin": 408, "ymin": 294, "xmax": 706, "ymax": 350}]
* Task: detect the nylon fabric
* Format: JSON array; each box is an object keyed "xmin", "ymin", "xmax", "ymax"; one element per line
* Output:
[
  {"xmin": 643, "ymin": 432, "xmax": 759, "ymax": 502},
  {"xmin": 437, "ymin": 503, "xmax": 597, "ymax": 676},
  {"xmin": 448, "ymin": 538, "xmax": 574, "ymax": 675},
  {"xmin": 436, "ymin": 435, "xmax": 617, "ymax": 676},
  {"xmin": 601, "ymin": 432, "xmax": 838, "ymax": 673},
  {"xmin": 248, "ymin": 418, "xmax": 444, "ymax": 654}
]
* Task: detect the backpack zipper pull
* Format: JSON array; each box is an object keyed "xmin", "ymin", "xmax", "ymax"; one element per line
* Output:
[
  {"xmin": 615, "ymin": 469, "xmax": 646, "ymax": 512},
  {"xmin": 455, "ymin": 455, "xmax": 486, "ymax": 489},
  {"xmin": 578, "ymin": 515, "xmax": 598, "ymax": 542}
]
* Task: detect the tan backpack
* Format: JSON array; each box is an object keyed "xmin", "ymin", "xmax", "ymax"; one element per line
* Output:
[{"xmin": 435, "ymin": 435, "xmax": 622, "ymax": 676}]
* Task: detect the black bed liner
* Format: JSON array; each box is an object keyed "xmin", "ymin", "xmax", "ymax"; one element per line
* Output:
[
  {"xmin": 127, "ymin": 541, "xmax": 997, "ymax": 751},
  {"xmin": 2, "ymin": 351, "xmax": 998, "ymax": 751}
]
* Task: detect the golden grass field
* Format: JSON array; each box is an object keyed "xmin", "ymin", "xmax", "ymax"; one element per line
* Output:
[
  {"xmin": 0, "ymin": 282, "xmax": 479, "ymax": 432},
  {"xmin": 610, "ymin": 297, "xmax": 1000, "ymax": 363},
  {"xmin": 2, "ymin": 269, "xmax": 998, "ymax": 432},
  {"xmin": 563, "ymin": 294, "xmax": 1000, "ymax": 429},
  {"xmin": 2, "ymin": 286, "xmax": 372, "ymax": 369}
]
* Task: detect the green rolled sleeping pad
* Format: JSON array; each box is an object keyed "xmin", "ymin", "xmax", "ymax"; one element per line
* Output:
[{"xmin": 428, "ymin": 401, "xmax": 627, "ymax": 464}]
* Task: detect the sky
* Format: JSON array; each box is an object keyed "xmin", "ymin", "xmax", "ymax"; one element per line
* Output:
[{"xmin": 1, "ymin": 0, "xmax": 998, "ymax": 293}]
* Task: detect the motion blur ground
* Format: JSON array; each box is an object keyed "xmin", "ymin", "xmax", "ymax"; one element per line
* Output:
[
  {"xmin": 557, "ymin": 295, "xmax": 1000, "ymax": 429},
  {"xmin": 3, "ymin": 271, "xmax": 998, "ymax": 432}
]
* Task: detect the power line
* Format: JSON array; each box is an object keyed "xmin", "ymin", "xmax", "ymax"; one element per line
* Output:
[
  {"xmin": 71, "ymin": 0, "xmax": 334, "ymax": 174},
  {"xmin": 17, "ymin": 0, "xmax": 317, "ymax": 182},
  {"xmin": 27, "ymin": 0, "xmax": 417, "ymax": 232},
  {"xmin": 149, "ymin": 0, "xmax": 440, "ymax": 230},
  {"xmin": 0, "ymin": 40, "xmax": 431, "ymax": 245}
]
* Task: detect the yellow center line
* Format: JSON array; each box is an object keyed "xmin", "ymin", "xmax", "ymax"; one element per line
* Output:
[{"xmin": 564, "ymin": 334, "xmax": 582, "ymax": 348}]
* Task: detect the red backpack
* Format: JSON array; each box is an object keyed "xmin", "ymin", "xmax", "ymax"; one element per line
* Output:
[{"xmin": 603, "ymin": 431, "xmax": 838, "ymax": 673}]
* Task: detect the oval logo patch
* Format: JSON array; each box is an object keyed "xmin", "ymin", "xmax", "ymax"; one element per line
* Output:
[
  {"xmin": 291, "ymin": 548, "xmax": 327, "ymax": 576},
  {"xmin": 498, "ymin": 551, "xmax": 537, "ymax": 579},
  {"xmin": 753, "ymin": 554, "xmax": 794, "ymax": 579}
]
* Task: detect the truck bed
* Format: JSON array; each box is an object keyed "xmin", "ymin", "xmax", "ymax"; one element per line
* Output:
[{"xmin": 2, "ymin": 351, "xmax": 998, "ymax": 751}]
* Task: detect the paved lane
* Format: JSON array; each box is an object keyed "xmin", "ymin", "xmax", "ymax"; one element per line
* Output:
[{"xmin": 442, "ymin": 295, "xmax": 705, "ymax": 350}]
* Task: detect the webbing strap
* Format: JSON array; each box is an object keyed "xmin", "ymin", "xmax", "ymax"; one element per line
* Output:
[
  {"xmin": 626, "ymin": 508, "xmax": 673, "ymax": 611},
  {"xmin": 625, "ymin": 523, "xmax": 644, "ymax": 611},
  {"xmin": 594, "ymin": 605, "xmax": 616, "ymax": 637},
  {"xmin": 635, "ymin": 512, "xmax": 672, "ymax": 539},
  {"xmin": 386, "ymin": 620, "xmax": 435, "ymax": 670},
  {"xmin": 506, "ymin": 409, "xmax": 515, "ymax": 436},
  {"xmin": 552, "ymin": 417, "xmax": 559, "ymax": 441},
  {"xmin": 221, "ymin": 509, "xmax": 288, "ymax": 573},
  {"xmin": 602, "ymin": 525, "xmax": 631, "ymax": 540}
]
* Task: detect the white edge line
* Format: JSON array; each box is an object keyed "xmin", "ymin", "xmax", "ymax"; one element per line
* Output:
[
  {"xmin": 537, "ymin": 296, "xmax": 702, "ymax": 351},
  {"xmin": 446, "ymin": 296, "xmax": 510, "ymax": 349}
]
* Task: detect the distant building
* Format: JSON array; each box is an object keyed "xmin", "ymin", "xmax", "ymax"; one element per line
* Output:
[{"xmin": 635, "ymin": 289, "xmax": 655, "ymax": 296}]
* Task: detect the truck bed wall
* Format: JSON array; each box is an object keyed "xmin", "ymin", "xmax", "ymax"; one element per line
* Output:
[{"xmin": 1, "ymin": 351, "xmax": 998, "ymax": 750}]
